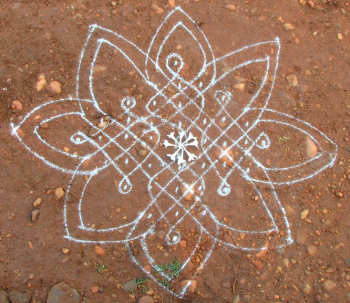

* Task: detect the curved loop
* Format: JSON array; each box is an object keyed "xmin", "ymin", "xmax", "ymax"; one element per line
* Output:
[
  {"xmin": 245, "ymin": 108, "xmax": 337, "ymax": 185},
  {"xmin": 145, "ymin": 7, "xmax": 216, "ymax": 89},
  {"xmin": 10, "ymin": 98, "xmax": 107, "ymax": 175}
]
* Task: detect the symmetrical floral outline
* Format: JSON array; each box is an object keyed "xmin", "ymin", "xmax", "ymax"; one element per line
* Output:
[{"xmin": 10, "ymin": 7, "xmax": 337, "ymax": 298}]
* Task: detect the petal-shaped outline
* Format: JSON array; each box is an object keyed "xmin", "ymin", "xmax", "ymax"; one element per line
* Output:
[
  {"xmin": 202, "ymin": 37, "xmax": 280, "ymax": 119},
  {"xmin": 75, "ymin": 24, "xmax": 160, "ymax": 116},
  {"xmin": 197, "ymin": 38, "xmax": 280, "ymax": 198},
  {"xmin": 10, "ymin": 98, "xmax": 103, "ymax": 176},
  {"xmin": 244, "ymin": 107, "xmax": 338, "ymax": 185},
  {"xmin": 63, "ymin": 161, "xmax": 157, "ymax": 243},
  {"xmin": 145, "ymin": 6, "xmax": 216, "ymax": 89},
  {"xmin": 126, "ymin": 225, "xmax": 218, "ymax": 299},
  {"xmin": 198, "ymin": 168, "xmax": 293, "ymax": 251}
]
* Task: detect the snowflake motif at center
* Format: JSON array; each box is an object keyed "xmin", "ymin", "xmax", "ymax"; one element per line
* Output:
[{"xmin": 163, "ymin": 130, "xmax": 199, "ymax": 167}]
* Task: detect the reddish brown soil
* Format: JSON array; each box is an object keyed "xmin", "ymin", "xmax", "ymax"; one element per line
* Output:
[{"xmin": 1, "ymin": 1, "xmax": 350, "ymax": 302}]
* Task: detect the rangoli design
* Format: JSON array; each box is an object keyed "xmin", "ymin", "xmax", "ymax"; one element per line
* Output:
[{"xmin": 11, "ymin": 7, "xmax": 337, "ymax": 298}]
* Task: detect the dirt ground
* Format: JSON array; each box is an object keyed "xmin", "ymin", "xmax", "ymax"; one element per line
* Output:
[{"xmin": 1, "ymin": 0, "xmax": 350, "ymax": 302}]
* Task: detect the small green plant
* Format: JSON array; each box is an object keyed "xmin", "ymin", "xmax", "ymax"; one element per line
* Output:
[
  {"xmin": 136, "ymin": 277, "xmax": 149, "ymax": 292},
  {"xmin": 153, "ymin": 259, "xmax": 183, "ymax": 289},
  {"xmin": 160, "ymin": 279, "xmax": 170, "ymax": 288},
  {"xmin": 96, "ymin": 263, "xmax": 107, "ymax": 273}
]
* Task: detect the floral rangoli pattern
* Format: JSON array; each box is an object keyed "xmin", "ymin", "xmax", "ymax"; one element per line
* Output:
[{"xmin": 11, "ymin": 7, "xmax": 337, "ymax": 298}]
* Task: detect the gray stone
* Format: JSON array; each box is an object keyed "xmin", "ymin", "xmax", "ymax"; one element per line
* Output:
[
  {"xmin": 0, "ymin": 290, "xmax": 9, "ymax": 303},
  {"xmin": 8, "ymin": 290, "xmax": 30, "ymax": 303},
  {"xmin": 47, "ymin": 282, "xmax": 80, "ymax": 303},
  {"xmin": 123, "ymin": 279, "xmax": 137, "ymax": 292}
]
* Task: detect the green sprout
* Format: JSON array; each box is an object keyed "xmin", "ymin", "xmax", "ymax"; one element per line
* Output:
[
  {"xmin": 161, "ymin": 279, "xmax": 170, "ymax": 288},
  {"xmin": 136, "ymin": 277, "xmax": 149, "ymax": 293},
  {"xmin": 96, "ymin": 263, "xmax": 107, "ymax": 273},
  {"xmin": 153, "ymin": 259, "xmax": 183, "ymax": 289}
]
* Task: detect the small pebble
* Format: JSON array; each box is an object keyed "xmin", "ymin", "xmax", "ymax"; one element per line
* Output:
[
  {"xmin": 303, "ymin": 283, "xmax": 312, "ymax": 295},
  {"xmin": 284, "ymin": 23, "xmax": 295, "ymax": 31},
  {"xmin": 234, "ymin": 82, "xmax": 245, "ymax": 91},
  {"xmin": 225, "ymin": 4, "xmax": 236, "ymax": 11},
  {"xmin": 94, "ymin": 245, "xmax": 105, "ymax": 256},
  {"xmin": 54, "ymin": 187, "xmax": 65, "ymax": 200},
  {"xmin": 124, "ymin": 279, "xmax": 137, "ymax": 292},
  {"xmin": 286, "ymin": 74, "xmax": 298, "ymax": 87},
  {"xmin": 31, "ymin": 209, "xmax": 40, "ymax": 222},
  {"xmin": 152, "ymin": 3, "xmax": 164, "ymax": 14},
  {"xmin": 306, "ymin": 137, "xmax": 318, "ymax": 158},
  {"xmin": 168, "ymin": 0, "xmax": 176, "ymax": 8},
  {"xmin": 300, "ymin": 209, "xmax": 309, "ymax": 220},
  {"xmin": 47, "ymin": 282, "xmax": 80, "ymax": 303},
  {"xmin": 307, "ymin": 245, "xmax": 317, "ymax": 256},
  {"xmin": 138, "ymin": 148, "xmax": 148, "ymax": 157},
  {"xmin": 337, "ymin": 33, "xmax": 343, "ymax": 40},
  {"xmin": 36, "ymin": 74, "xmax": 47, "ymax": 91},
  {"xmin": 62, "ymin": 248, "xmax": 70, "ymax": 255},
  {"xmin": 336, "ymin": 192, "xmax": 343, "ymax": 198},
  {"xmin": 49, "ymin": 81, "xmax": 62, "ymax": 94},
  {"xmin": 33, "ymin": 197, "xmax": 42, "ymax": 208},
  {"xmin": 323, "ymin": 280, "xmax": 336, "ymax": 292},
  {"xmin": 11, "ymin": 100, "xmax": 23, "ymax": 111},
  {"xmin": 94, "ymin": 64, "xmax": 107, "ymax": 73}
]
